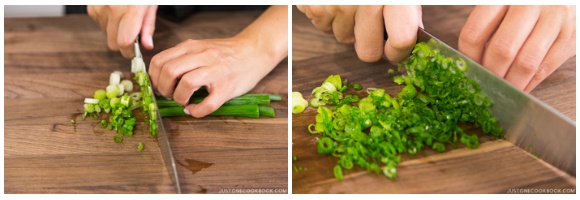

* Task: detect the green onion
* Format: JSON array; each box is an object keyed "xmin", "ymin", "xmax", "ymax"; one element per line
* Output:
[
  {"xmin": 292, "ymin": 92, "xmax": 309, "ymax": 114},
  {"xmin": 334, "ymin": 165, "xmax": 344, "ymax": 180},
  {"xmin": 106, "ymin": 85, "xmax": 120, "ymax": 99},
  {"xmin": 138, "ymin": 142, "xmax": 144, "ymax": 151},
  {"xmin": 317, "ymin": 137, "xmax": 334, "ymax": 154},
  {"xmin": 301, "ymin": 41, "xmax": 504, "ymax": 180},
  {"xmin": 159, "ymin": 104, "xmax": 261, "ymax": 118},
  {"xmin": 120, "ymin": 80, "xmax": 134, "ymax": 92},
  {"xmin": 113, "ymin": 135, "xmax": 123, "ymax": 143},
  {"xmin": 94, "ymin": 89, "xmax": 107, "ymax": 100},
  {"xmin": 259, "ymin": 106, "xmax": 276, "ymax": 118},
  {"xmin": 100, "ymin": 120, "xmax": 107, "ymax": 129},
  {"xmin": 156, "ymin": 94, "xmax": 272, "ymax": 107},
  {"xmin": 351, "ymin": 83, "xmax": 362, "ymax": 91}
]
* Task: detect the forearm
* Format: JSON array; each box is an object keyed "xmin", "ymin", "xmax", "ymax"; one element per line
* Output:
[{"xmin": 235, "ymin": 5, "xmax": 288, "ymax": 69}]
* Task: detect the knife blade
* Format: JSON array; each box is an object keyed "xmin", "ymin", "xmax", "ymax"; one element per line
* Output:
[
  {"xmin": 134, "ymin": 42, "xmax": 183, "ymax": 193},
  {"xmin": 416, "ymin": 28, "xmax": 576, "ymax": 176}
]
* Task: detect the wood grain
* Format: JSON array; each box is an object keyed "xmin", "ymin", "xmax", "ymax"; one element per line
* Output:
[
  {"xmin": 5, "ymin": 11, "xmax": 287, "ymax": 194},
  {"xmin": 291, "ymin": 5, "xmax": 575, "ymax": 194}
]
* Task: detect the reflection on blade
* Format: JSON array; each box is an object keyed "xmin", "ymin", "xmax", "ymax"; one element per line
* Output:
[
  {"xmin": 416, "ymin": 28, "xmax": 576, "ymax": 176},
  {"xmin": 151, "ymin": 92, "xmax": 182, "ymax": 193}
]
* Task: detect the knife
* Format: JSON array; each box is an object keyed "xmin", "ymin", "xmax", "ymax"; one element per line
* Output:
[
  {"xmin": 134, "ymin": 41, "xmax": 183, "ymax": 193},
  {"xmin": 416, "ymin": 28, "xmax": 576, "ymax": 176}
]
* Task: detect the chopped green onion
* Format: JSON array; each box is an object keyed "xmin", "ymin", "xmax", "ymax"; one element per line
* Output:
[
  {"xmin": 110, "ymin": 71, "xmax": 121, "ymax": 85},
  {"xmin": 292, "ymin": 92, "xmax": 309, "ymax": 114},
  {"xmin": 94, "ymin": 89, "xmax": 107, "ymax": 100},
  {"xmin": 113, "ymin": 135, "xmax": 123, "ymax": 143},
  {"xmin": 121, "ymin": 80, "xmax": 134, "ymax": 92},
  {"xmin": 300, "ymin": 41, "xmax": 503, "ymax": 180},
  {"xmin": 100, "ymin": 119, "xmax": 107, "ymax": 129},
  {"xmin": 84, "ymin": 98, "xmax": 99, "ymax": 104},
  {"xmin": 138, "ymin": 142, "xmax": 144, "ymax": 151},
  {"xmin": 106, "ymin": 85, "xmax": 120, "ymax": 99},
  {"xmin": 317, "ymin": 137, "xmax": 334, "ymax": 154},
  {"xmin": 259, "ymin": 106, "xmax": 276, "ymax": 118},
  {"xmin": 333, "ymin": 165, "xmax": 344, "ymax": 180},
  {"xmin": 351, "ymin": 83, "xmax": 362, "ymax": 91}
]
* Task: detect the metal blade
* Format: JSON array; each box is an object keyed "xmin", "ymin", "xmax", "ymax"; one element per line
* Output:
[
  {"xmin": 416, "ymin": 28, "xmax": 576, "ymax": 176},
  {"xmin": 134, "ymin": 42, "xmax": 182, "ymax": 193}
]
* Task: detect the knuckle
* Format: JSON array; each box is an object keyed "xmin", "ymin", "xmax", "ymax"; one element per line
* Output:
[
  {"xmin": 336, "ymin": 35, "xmax": 355, "ymax": 44},
  {"xmin": 389, "ymin": 35, "xmax": 416, "ymax": 51},
  {"xmin": 178, "ymin": 39, "xmax": 196, "ymax": 47},
  {"xmin": 356, "ymin": 49, "xmax": 382, "ymax": 62},
  {"xmin": 150, "ymin": 55, "xmax": 163, "ymax": 68},
  {"xmin": 488, "ymin": 39, "xmax": 518, "ymax": 62},
  {"xmin": 532, "ymin": 66, "xmax": 550, "ymax": 82},
  {"xmin": 335, "ymin": 6, "xmax": 350, "ymax": 14},
  {"xmin": 165, "ymin": 66, "xmax": 180, "ymax": 79},
  {"xmin": 514, "ymin": 54, "xmax": 541, "ymax": 75},
  {"xmin": 203, "ymin": 99, "xmax": 222, "ymax": 113},
  {"xmin": 306, "ymin": 6, "xmax": 325, "ymax": 18},
  {"xmin": 459, "ymin": 25, "xmax": 486, "ymax": 48}
]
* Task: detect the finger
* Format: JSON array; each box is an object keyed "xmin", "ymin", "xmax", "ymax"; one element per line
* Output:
[
  {"xmin": 106, "ymin": 9, "xmax": 122, "ymax": 51},
  {"xmin": 117, "ymin": 6, "xmax": 147, "ymax": 58},
  {"xmin": 296, "ymin": 5, "xmax": 307, "ymax": 13},
  {"xmin": 524, "ymin": 13, "xmax": 576, "ymax": 92},
  {"xmin": 87, "ymin": 6, "xmax": 105, "ymax": 30},
  {"xmin": 331, "ymin": 6, "xmax": 356, "ymax": 43},
  {"xmin": 304, "ymin": 6, "xmax": 335, "ymax": 34},
  {"xmin": 458, "ymin": 6, "xmax": 508, "ymax": 63},
  {"xmin": 149, "ymin": 41, "xmax": 193, "ymax": 92},
  {"xmin": 173, "ymin": 69, "xmax": 210, "ymax": 107},
  {"xmin": 504, "ymin": 11, "xmax": 562, "ymax": 90},
  {"xmin": 184, "ymin": 88, "xmax": 228, "ymax": 118},
  {"xmin": 353, "ymin": 6, "xmax": 384, "ymax": 62},
  {"xmin": 383, "ymin": 6, "xmax": 422, "ymax": 63},
  {"xmin": 157, "ymin": 54, "xmax": 209, "ymax": 99},
  {"xmin": 482, "ymin": 6, "xmax": 541, "ymax": 78},
  {"xmin": 523, "ymin": 39, "xmax": 575, "ymax": 92},
  {"xmin": 140, "ymin": 5, "xmax": 157, "ymax": 50}
]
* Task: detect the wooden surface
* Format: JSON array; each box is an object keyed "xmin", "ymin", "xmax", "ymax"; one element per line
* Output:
[
  {"xmin": 292, "ymin": 5, "xmax": 575, "ymax": 193},
  {"xmin": 5, "ymin": 10, "xmax": 288, "ymax": 194}
]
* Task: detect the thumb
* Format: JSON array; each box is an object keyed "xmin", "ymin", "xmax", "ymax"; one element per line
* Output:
[{"xmin": 140, "ymin": 5, "xmax": 158, "ymax": 50}]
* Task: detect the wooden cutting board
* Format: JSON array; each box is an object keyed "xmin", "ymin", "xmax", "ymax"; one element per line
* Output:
[
  {"xmin": 291, "ymin": 5, "xmax": 575, "ymax": 194},
  {"xmin": 5, "ymin": 11, "xmax": 288, "ymax": 194}
]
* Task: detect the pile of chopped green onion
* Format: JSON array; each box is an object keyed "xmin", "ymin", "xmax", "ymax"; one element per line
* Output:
[
  {"xmin": 83, "ymin": 70, "xmax": 140, "ymax": 141},
  {"xmin": 306, "ymin": 41, "xmax": 504, "ymax": 180}
]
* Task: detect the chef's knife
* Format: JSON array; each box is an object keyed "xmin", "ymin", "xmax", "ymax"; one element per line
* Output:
[
  {"xmin": 134, "ymin": 41, "xmax": 183, "ymax": 193},
  {"xmin": 416, "ymin": 28, "xmax": 576, "ymax": 176}
]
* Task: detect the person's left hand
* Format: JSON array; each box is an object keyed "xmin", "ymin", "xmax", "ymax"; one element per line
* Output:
[
  {"xmin": 149, "ymin": 37, "xmax": 276, "ymax": 118},
  {"xmin": 459, "ymin": 5, "xmax": 576, "ymax": 92}
]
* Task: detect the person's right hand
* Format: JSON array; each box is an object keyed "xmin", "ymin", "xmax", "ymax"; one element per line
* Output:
[
  {"xmin": 296, "ymin": 5, "xmax": 423, "ymax": 63},
  {"xmin": 87, "ymin": 5, "xmax": 158, "ymax": 58}
]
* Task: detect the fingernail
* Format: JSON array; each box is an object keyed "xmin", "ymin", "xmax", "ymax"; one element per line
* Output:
[
  {"xmin": 165, "ymin": 97, "xmax": 172, "ymax": 100},
  {"xmin": 148, "ymin": 36, "xmax": 154, "ymax": 48},
  {"xmin": 183, "ymin": 108, "xmax": 190, "ymax": 115}
]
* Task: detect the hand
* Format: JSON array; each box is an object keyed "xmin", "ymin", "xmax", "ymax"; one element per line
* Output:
[
  {"xmin": 87, "ymin": 5, "xmax": 158, "ymax": 58},
  {"xmin": 149, "ymin": 6, "xmax": 287, "ymax": 118},
  {"xmin": 459, "ymin": 5, "xmax": 576, "ymax": 92},
  {"xmin": 296, "ymin": 5, "xmax": 423, "ymax": 63}
]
